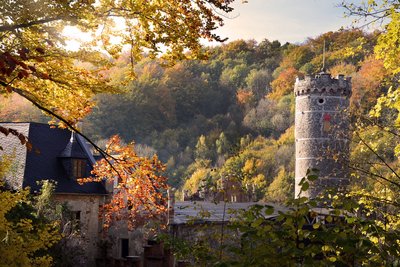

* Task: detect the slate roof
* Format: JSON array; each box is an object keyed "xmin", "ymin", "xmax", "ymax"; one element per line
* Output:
[
  {"xmin": 59, "ymin": 132, "xmax": 87, "ymax": 159},
  {"xmin": 172, "ymin": 201, "xmax": 288, "ymax": 225},
  {"xmin": 0, "ymin": 122, "xmax": 107, "ymax": 195}
]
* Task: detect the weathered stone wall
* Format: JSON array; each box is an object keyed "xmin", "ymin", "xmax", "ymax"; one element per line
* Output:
[
  {"xmin": 294, "ymin": 73, "xmax": 351, "ymax": 198},
  {"xmin": 0, "ymin": 122, "xmax": 29, "ymax": 189},
  {"xmin": 107, "ymin": 221, "xmax": 145, "ymax": 258},
  {"xmin": 53, "ymin": 194, "xmax": 106, "ymax": 266}
]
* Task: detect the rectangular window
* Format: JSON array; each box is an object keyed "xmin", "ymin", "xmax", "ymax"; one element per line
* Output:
[
  {"xmin": 75, "ymin": 211, "xmax": 81, "ymax": 221},
  {"xmin": 72, "ymin": 159, "xmax": 86, "ymax": 178},
  {"xmin": 72, "ymin": 211, "xmax": 81, "ymax": 231},
  {"xmin": 121, "ymin": 238, "xmax": 129, "ymax": 258}
]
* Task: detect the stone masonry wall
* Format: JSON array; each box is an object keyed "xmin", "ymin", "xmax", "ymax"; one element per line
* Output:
[
  {"xmin": 0, "ymin": 123, "xmax": 30, "ymax": 190},
  {"xmin": 53, "ymin": 194, "xmax": 106, "ymax": 266},
  {"xmin": 294, "ymin": 73, "xmax": 351, "ymax": 198}
]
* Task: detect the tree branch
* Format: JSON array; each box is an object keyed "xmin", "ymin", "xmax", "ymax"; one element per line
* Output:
[
  {"xmin": 355, "ymin": 131, "xmax": 400, "ymax": 182},
  {"xmin": 349, "ymin": 165, "xmax": 400, "ymax": 189},
  {"xmin": 0, "ymin": 17, "xmax": 63, "ymax": 32},
  {"xmin": 0, "ymin": 81, "xmax": 123, "ymax": 181},
  {"xmin": 359, "ymin": 115, "xmax": 400, "ymax": 138},
  {"xmin": 350, "ymin": 191, "xmax": 400, "ymax": 209}
]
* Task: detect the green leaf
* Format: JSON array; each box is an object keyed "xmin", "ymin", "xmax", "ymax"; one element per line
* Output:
[
  {"xmin": 307, "ymin": 174, "xmax": 318, "ymax": 181},
  {"xmin": 328, "ymin": 256, "xmax": 337, "ymax": 262},
  {"xmin": 322, "ymin": 245, "xmax": 331, "ymax": 252},
  {"xmin": 313, "ymin": 223, "xmax": 320, "ymax": 229},
  {"xmin": 308, "ymin": 200, "xmax": 317, "ymax": 207},
  {"xmin": 251, "ymin": 218, "xmax": 264, "ymax": 228},
  {"xmin": 301, "ymin": 181, "xmax": 309, "ymax": 191},
  {"xmin": 264, "ymin": 205, "xmax": 274, "ymax": 215}
]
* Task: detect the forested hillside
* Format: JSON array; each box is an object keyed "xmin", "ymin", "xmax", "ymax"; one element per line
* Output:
[{"xmin": 1, "ymin": 29, "xmax": 389, "ymax": 202}]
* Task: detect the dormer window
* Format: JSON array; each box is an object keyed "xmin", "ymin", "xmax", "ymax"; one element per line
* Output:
[
  {"xmin": 72, "ymin": 159, "xmax": 86, "ymax": 178},
  {"xmin": 59, "ymin": 132, "xmax": 89, "ymax": 179}
]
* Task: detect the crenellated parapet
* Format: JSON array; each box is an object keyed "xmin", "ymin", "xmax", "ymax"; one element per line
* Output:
[{"xmin": 294, "ymin": 73, "xmax": 352, "ymax": 97}]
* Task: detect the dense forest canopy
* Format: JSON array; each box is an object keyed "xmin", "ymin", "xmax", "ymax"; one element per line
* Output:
[
  {"xmin": 0, "ymin": 0, "xmax": 236, "ymax": 128},
  {"xmin": 2, "ymin": 28, "xmax": 391, "ymax": 202}
]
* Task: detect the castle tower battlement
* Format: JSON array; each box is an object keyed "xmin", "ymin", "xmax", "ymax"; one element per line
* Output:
[
  {"xmin": 294, "ymin": 73, "xmax": 352, "ymax": 97},
  {"xmin": 294, "ymin": 72, "xmax": 352, "ymax": 199}
]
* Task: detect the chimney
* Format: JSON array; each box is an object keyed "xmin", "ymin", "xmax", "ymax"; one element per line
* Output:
[{"xmin": 167, "ymin": 188, "xmax": 175, "ymax": 225}]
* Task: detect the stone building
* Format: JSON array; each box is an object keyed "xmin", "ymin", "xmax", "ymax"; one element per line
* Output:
[
  {"xmin": 294, "ymin": 72, "xmax": 352, "ymax": 198},
  {"xmin": 168, "ymin": 199, "xmax": 287, "ymax": 264},
  {"xmin": 1, "ymin": 122, "xmax": 178, "ymax": 266},
  {"xmin": 0, "ymin": 122, "xmax": 146, "ymax": 266},
  {"xmin": 0, "ymin": 122, "xmax": 107, "ymax": 265}
]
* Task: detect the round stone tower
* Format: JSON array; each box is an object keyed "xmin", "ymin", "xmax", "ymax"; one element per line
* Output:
[{"xmin": 294, "ymin": 72, "xmax": 352, "ymax": 198}]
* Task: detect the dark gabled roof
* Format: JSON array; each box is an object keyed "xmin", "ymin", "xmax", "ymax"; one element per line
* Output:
[
  {"xmin": 2, "ymin": 122, "xmax": 107, "ymax": 195},
  {"xmin": 59, "ymin": 132, "xmax": 87, "ymax": 159}
]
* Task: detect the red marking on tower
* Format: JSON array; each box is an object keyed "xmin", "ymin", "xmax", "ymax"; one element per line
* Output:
[{"xmin": 323, "ymin": 113, "xmax": 331, "ymax": 121}]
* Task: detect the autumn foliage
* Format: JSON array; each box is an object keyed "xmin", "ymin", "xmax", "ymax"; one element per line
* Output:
[
  {"xmin": 0, "ymin": 0, "xmax": 237, "ymax": 129},
  {"xmin": 236, "ymin": 89, "xmax": 254, "ymax": 106},
  {"xmin": 269, "ymin": 67, "xmax": 301, "ymax": 100},
  {"xmin": 80, "ymin": 135, "xmax": 168, "ymax": 230},
  {"xmin": 0, "ymin": 156, "xmax": 61, "ymax": 267},
  {"xmin": 351, "ymin": 57, "xmax": 387, "ymax": 110}
]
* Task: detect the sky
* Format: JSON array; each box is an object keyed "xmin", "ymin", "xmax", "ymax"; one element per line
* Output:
[
  {"xmin": 64, "ymin": 0, "xmax": 366, "ymax": 50},
  {"xmin": 212, "ymin": 0, "xmax": 362, "ymax": 44}
]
